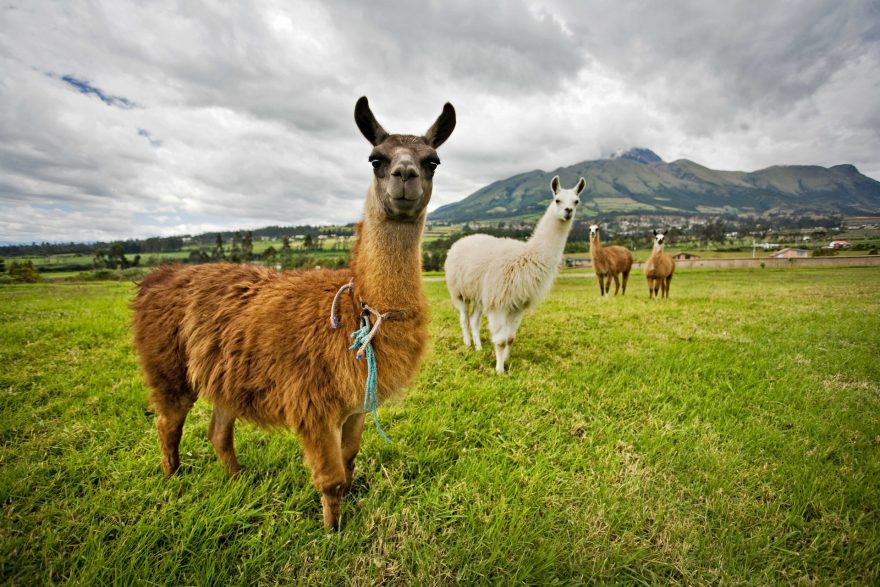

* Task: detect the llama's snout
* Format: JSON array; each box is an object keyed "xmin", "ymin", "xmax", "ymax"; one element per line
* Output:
[
  {"xmin": 386, "ymin": 161, "xmax": 424, "ymax": 203},
  {"xmin": 391, "ymin": 163, "xmax": 420, "ymax": 182},
  {"xmin": 385, "ymin": 180, "xmax": 424, "ymax": 204}
]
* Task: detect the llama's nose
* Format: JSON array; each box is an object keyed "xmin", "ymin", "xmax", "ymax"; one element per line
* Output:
[
  {"xmin": 565, "ymin": 207, "xmax": 573, "ymax": 215},
  {"xmin": 391, "ymin": 164, "xmax": 419, "ymax": 181}
]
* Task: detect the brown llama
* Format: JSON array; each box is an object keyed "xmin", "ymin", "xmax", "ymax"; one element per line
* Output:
[
  {"xmin": 644, "ymin": 229, "xmax": 676, "ymax": 299},
  {"xmin": 588, "ymin": 224, "xmax": 634, "ymax": 296},
  {"xmin": 131, "ymin": 97, "xmax": 455, "ymax": 529}
]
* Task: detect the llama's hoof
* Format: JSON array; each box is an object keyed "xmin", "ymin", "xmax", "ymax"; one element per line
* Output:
[
  {"xmin": 161, "ymin": 457, "xmax": 180, "ymax": 478},
  {"xmin": 321, "ymin": 486, "xmax": 344, "ymax": 530}
]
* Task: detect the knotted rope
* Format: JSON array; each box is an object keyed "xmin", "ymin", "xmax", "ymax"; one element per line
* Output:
[
  {"xmin": 349, "ymin": 314, "xmax": 391, "ymax": 443},
  {"xmin": 329, "ymin": 278, "xmax": 354, "ymax": 329},
  {"xmin": 330, "ymin": 280, "xmax": 394, "ymax": 443}
]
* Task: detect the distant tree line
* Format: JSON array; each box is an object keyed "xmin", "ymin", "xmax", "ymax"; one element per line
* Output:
[
  {"xmin": 0, "ymin": 236, "xmax": 185, "ymax": 257},
  {"xmin": 185, "ymin": 224, "xmax": 356, "ymax": 246},
  {"xmin": 93, "ymin": 243, "xmax": 142, "ymax": 269}
]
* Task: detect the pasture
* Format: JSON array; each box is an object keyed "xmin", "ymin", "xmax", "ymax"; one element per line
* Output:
[{"xmin": 1, "ymin": 268, "xmax": 879, "ymax": 584}]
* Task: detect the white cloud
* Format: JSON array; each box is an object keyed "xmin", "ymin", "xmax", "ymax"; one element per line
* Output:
[{"xmin": 0, "ymin": 0, "xmax": 878, "ymax": 242}]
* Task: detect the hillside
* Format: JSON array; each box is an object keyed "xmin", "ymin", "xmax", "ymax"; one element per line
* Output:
[{"xmin": 430, "ymin": 149, "xmax": 880, "ymax": 222}]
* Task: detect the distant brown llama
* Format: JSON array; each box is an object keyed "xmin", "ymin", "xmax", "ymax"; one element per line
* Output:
[
  {"xmin": 644, "ymin": 229, "xmax": 676, "ymax": 299},
  {"xmin": 588, "ymin": 224, "xmax": 634, "ymax": 296},
  {"xmin": 131, "ymin": 97, "xmax": 456, "ymax": 529}
]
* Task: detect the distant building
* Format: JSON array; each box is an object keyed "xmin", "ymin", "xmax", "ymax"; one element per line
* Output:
[
  {"xmin": 672, "ymin": 252, "xmax": 701, "ymax": 261},
  {"xmin": 844, "ymin": 216, "xmax": 880, "ymax": 229},
  {"xmin": 564, "ymin": 257, "xmax": 591, "ymax": 268},
  {"xmin": 828, "ymin": 240, "xmax": 851, "ymax": 249},
  {"xmin": 770, "ymin": 248, "xmax": 809, "ymax": 258}
]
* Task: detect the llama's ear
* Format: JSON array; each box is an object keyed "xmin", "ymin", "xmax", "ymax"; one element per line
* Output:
[
  {"xmin": 424, "ymin": 103, "xmax": 456, "ymax": 148},
  {"xmin": 575, "ymin": 177, "xmax": 586, "ymax": 196},
  {"xmin": 653, "ymin": 229, "xmax": 658, "ymax": 236},
  {"xmin": 550, "ymin": 176, "xmax": 561, "ymax": 195},
  {"xmin": 354, "ymin": 97, "xmax": 389, "ymax": 146}
]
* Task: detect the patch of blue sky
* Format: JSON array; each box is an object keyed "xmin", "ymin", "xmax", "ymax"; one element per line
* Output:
[
  {"xmin": 137, "ymin": 128, "xmax": 162, "ymax": 147},
  {"xmin": 57, "ymin": 74, "xmax": 137, "ymax": 109}
]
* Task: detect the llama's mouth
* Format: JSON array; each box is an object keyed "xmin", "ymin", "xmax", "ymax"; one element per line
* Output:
[{"xmin": 383, "ymin": 200, "xmax": 423, "ymax": 223}]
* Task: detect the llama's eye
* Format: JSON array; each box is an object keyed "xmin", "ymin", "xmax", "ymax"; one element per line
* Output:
[
  {"xmin": 424, "ymin": 160, "xmax": 439, "ymax": 171},
  {"xmin": 555, "ymin": 199, "xmax": 561, "ymax": 204},
  {"xmin": 370, "ymin": 158, "xmax": 384, "ymax": 169}
]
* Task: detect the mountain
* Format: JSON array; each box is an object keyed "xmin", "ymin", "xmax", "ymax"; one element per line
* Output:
[{"xmin": 430, "ymin": 148, "xmax": 880, "ymax": 222}]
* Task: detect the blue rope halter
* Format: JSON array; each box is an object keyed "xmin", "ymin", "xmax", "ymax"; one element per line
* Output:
[
  {"xmin": 330, "ymin": 280, "xmax": 392, "ymax": 443},
  {"xmin": 349, "ymin": 314, "xmax": 391, "ymax": 443}
]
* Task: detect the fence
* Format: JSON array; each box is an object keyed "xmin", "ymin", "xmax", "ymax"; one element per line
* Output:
[{"xmin": 565, "ymin": 255, "xmax": 880, "ymax": 270}]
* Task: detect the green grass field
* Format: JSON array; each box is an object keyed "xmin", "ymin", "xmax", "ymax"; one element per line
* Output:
[{"xmin": 2, "ymin": 268, "xmax": 879, "ymax": 584}]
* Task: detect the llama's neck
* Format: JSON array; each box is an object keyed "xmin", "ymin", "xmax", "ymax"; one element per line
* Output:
[
  {"xmin": 351, "ymin": 191, "xmax": 426, "ymax": 315},
  {"xmin": 524, "ymin": 206, "xmax": 573, "ymax": 268},
  {"xmin": 590, "ymin": 235, "xmax": 603, "ymax": 255},
  {"xmin": 650, "ymin": 243, "xmax": 665, "ymax": 258}
]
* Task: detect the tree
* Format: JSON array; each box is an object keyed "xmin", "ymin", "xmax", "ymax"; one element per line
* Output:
[
  {"xmin": 303, "ymin": 233, "xmax": 314, "ymax": 250},
  {"xmin": 188, "ymin": 250, "xmax": 210, "ymax": 264},
  {"xmin": 211, "ymin": 234, "xmax": 225, "ymax": 261},
  {"xmin": 280, "ymin": 237, "xmax": 294, "ymax": 269},
  {"xmin": 108, "ymin": 243, "xmax": 129, "ymax": 268},
  {"xmin": 242, "ymin": 231, "xmax": 253, "ymax": 262},
  {"xmin": 8, "ymin": 260, "xmax": 41, "ymax": 283},
  {"xmin": 229, "ymin": 233, "xmax": 242, "ymax": 263},
  {"xmin": 262, "ymin": 246, "xmax": 277, "ymax": 267},
  {"xmin": 699, "ymin": 219, "xmax": 726, "ymax": 245}
]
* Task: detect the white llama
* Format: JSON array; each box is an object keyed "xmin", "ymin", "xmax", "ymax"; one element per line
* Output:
[{"xmin": 445, "ymin": 175, "xmax": 586, "ymax": 373}]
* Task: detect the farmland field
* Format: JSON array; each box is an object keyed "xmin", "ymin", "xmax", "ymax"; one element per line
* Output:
[{"xmin": 1, "ymin": 268, "xmax": 879, "ymax": 584}]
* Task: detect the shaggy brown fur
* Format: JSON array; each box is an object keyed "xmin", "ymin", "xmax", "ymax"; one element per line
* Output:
[
  {"xmin": 588, "ymin": 224, "xmax": 634, "ymax": 296},
  {"xmin": 132, "ymin": 97, "xmax": 455, "ymax": 529},
  {"xmin": 644, "ymin": 229, "xmax": 676, "ymax": 299}
]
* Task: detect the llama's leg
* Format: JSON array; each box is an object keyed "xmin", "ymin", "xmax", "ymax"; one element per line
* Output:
[
  {"xmin": 301, "ymin": 420, "xmax": 346, "ymax": 530},
  {"xmin": 647, "ymin": 277, "xmax": 655, "ymax": 299},
  {"xmin": 597, "ymin": 273, "xmax": 605, "ymax": 296},
  {"xmin": 501, "ymin": 310, "xmax": 524, "ymax": 368},
  {"xmin": 664, "ymin": 275, "xmax": 673, "ymax": 298},
  {"xmin": 208, "ymin": 404, "xmax": 241, "ymax": 476},
  {"xmin": 487, "ymin": 310, "xmax": 507, "ymax": 373},
  {"xmin": 151, "ymin": 387, "xmax": 196, "ymax": 478},
  {"xmin": 340, "ymin": 412, "xmax": 365, "ymax": 493},
  {"xmin": 611, "ymin": 273, "xmax": 621, "ymax": 295},
  {"xmin": 488, "ymin": 309, "xmax": 522, "ymax": 374},
  {"xmin": 469, "ymin": 301, "xmax": 483, "ymax": 351},
  {"xmin": 452, "ymin": 297, "xmax": 471, "ymax": 347},
  {"xmin": 621, "ymin": 271, "xmax": 630, "ymax": 295}
]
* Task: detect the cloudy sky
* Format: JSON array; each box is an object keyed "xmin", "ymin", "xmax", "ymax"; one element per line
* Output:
[{"xmin": 1, "ymin": 0, "xmax": 878, "ymax": 243}]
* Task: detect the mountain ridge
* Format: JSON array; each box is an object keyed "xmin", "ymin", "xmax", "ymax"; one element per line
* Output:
[{"xmin": 431, "ymin": 149, "xmax": 880, "ymax": 222}]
